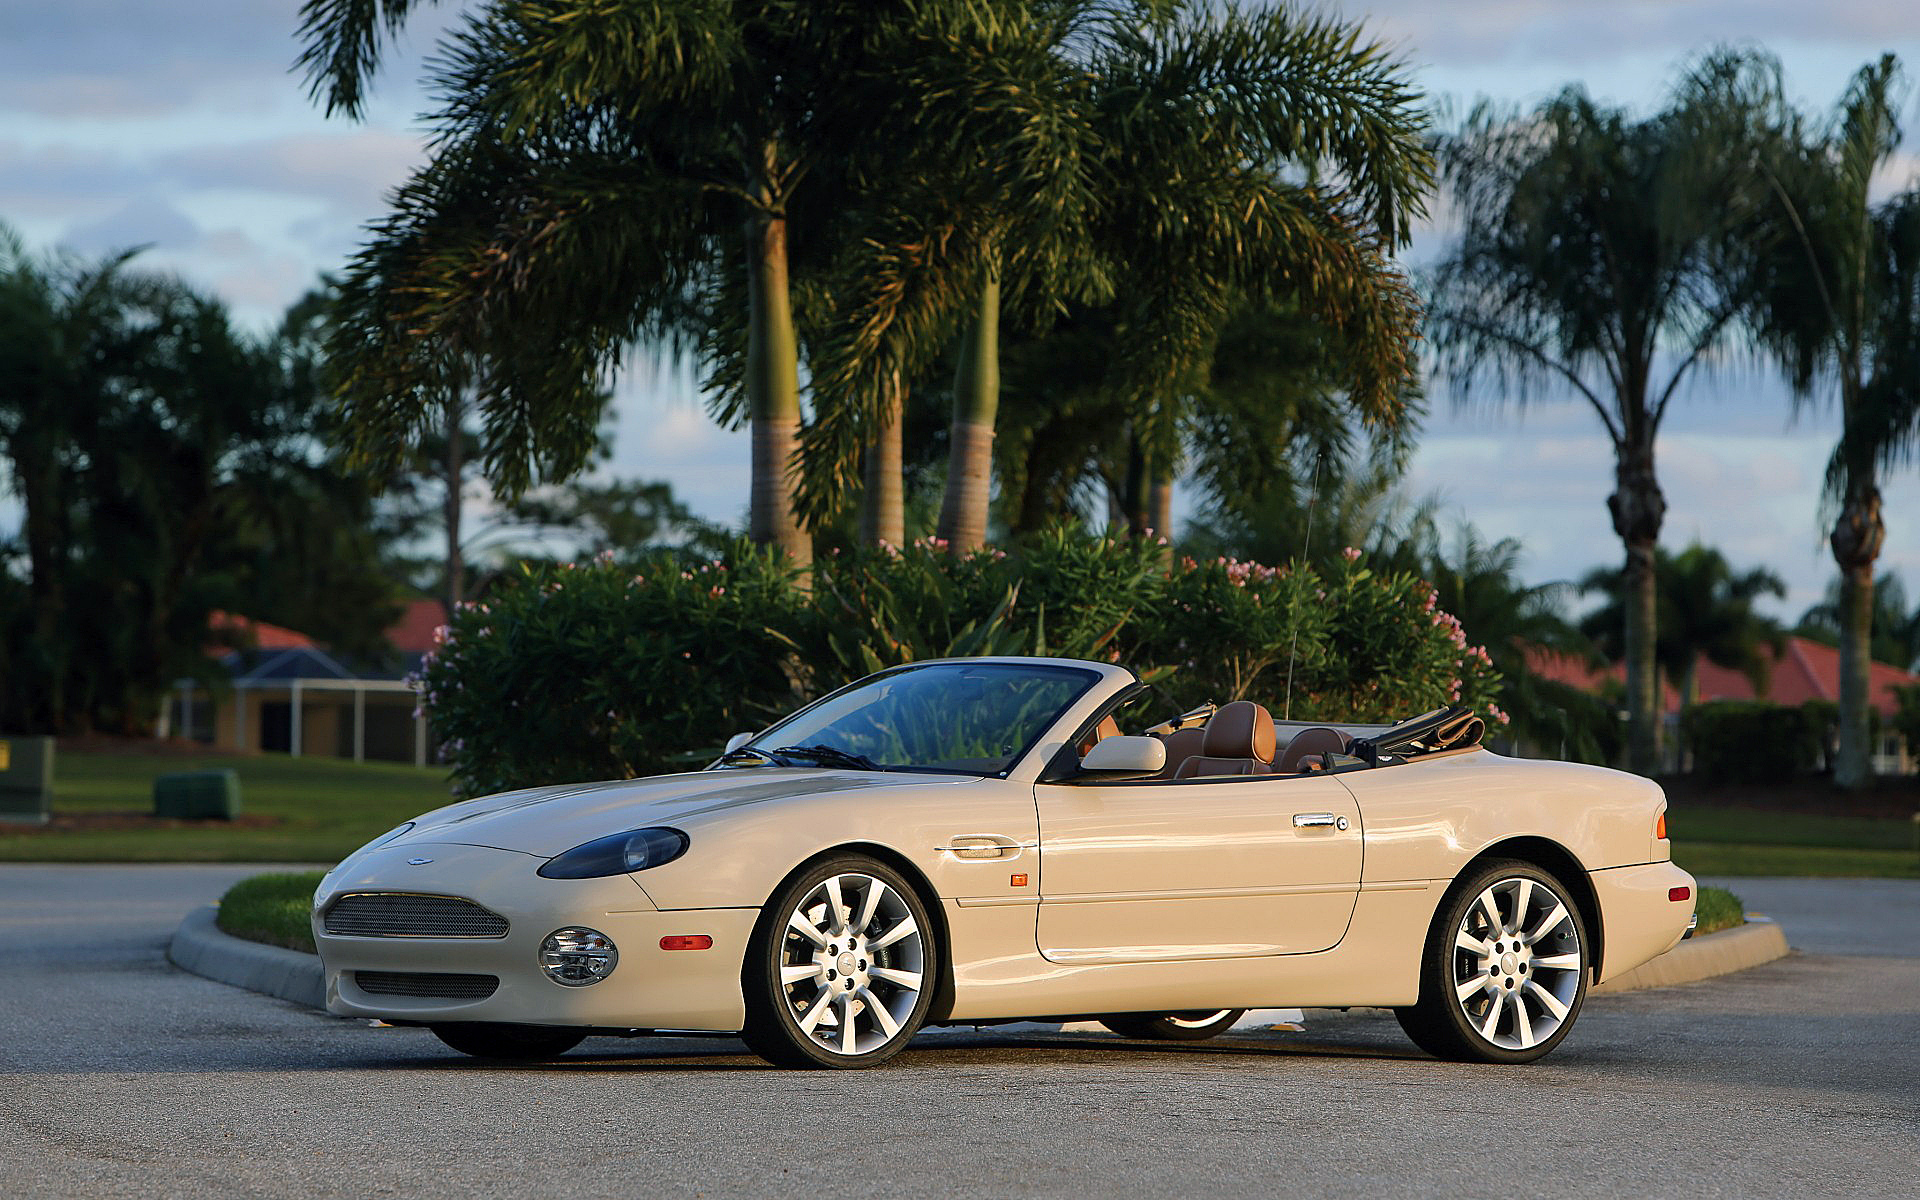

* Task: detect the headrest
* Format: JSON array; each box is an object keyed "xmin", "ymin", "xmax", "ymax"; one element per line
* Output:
[
  {"xmin": 1276, "ymin": 726, "xmax": 1351, "ymax": 772},
  {"xmin": 1201, "ymin": 701, "xmax": 1277, "ymax": 763}
]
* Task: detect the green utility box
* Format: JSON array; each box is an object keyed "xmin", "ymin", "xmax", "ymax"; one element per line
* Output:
[
  {"xmin": 153, "ymin": 769, "xmax": 242, "ymax": 820},
  {"xmin": 0, "ymin": 735, "xmax": 54, "ymax": 825}
]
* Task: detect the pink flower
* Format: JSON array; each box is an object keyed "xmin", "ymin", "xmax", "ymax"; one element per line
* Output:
[{"xmin": 1341, "ymin": 546, "xmax": 1361, "ymax": 562}]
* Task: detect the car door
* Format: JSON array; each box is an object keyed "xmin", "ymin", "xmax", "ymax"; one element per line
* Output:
[{"xmin": 1032, "ymin": 773, "xmax": 1362, "ymax": 963}]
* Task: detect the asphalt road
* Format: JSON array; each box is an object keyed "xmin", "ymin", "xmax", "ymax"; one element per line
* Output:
[{"xmin": 1, "ymin": 865, "xmax": 1916, "ymax": 1199}]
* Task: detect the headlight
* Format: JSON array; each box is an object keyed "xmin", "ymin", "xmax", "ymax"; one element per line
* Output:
[
  {"xmin": 540, "ymin": 927, "xmax": 618, "ymax": 986},
  {"xmin": 536, "ymin": 827, "xmax": 689, "ymax": 879}
]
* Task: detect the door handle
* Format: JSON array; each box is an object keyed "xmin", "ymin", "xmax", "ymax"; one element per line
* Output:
[{"xmin": 1293, "ymin": 812, "xmax": 1349, "ymax": 831}]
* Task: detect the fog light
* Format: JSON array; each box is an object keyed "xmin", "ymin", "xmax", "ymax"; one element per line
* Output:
[{"xmin": 540, "ymin": 927, "xmax": 618, "ymax": 986}]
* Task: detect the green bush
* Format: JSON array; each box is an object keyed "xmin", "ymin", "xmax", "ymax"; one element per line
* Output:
[
  {"xmin": 418, "ymin": 535, "xmax": 1503, "ymax": 797},
  {"xmin": 217, "ymin": 871, "xmax": 326, "ymax": 953},
  {"xmin": 1680, "ymin": 701, "xmax": 1821, "ymax": 785}
]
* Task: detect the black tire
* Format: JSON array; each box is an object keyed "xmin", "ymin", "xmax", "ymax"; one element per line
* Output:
[
  {"xmin": 1394, "ymin": 859, "xmax": 1590, "ymax": 1064},
  {"xmin": 429, "ymin": 1022, "xmax": 587, "ymax": 1061},
  {"xmin": 741, "ymin": 855, "xmax": 939, "ymax": 1069},
  {"xmin": 1100, "ymin": 1010, "xmax": 1246, "ymax": 1041}
]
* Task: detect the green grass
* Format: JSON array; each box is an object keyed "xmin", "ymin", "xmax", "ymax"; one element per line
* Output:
[
  {"xmin": 1668, "ymin": 803, "xmax": 1920, "ymax": 879},
  {"xmin": 0, "ymin": 749, "xmax": 452, "ymax": 863},
  {"xmin": 218, "ymin": 871, "xmax": 326, "ymax": 953},
  {"xmin": 1673, "ymin": 842, "xmax": 1920, "ymax": 879},
  {"xmin": 1693, "ymin": 884, "xmax": 1744, "ymax": 936}
]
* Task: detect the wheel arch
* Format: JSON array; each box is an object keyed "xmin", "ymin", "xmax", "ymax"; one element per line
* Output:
[
  {"xmin": 1461, "ymin": 836, "xmax": 1604, "ymax": 981},
  {"xmin": 755, "ymin": 841, "xmax": 957, "ymax": 1024}
]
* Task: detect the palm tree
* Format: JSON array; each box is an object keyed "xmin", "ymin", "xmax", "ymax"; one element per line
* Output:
[
  {"xmin": 1428, "ymin": 54, "xmax": 1779, "ymax": 775},
  {"xmin": 301, "ymin": 1, "xmax": 1084, "ymax": 568},
  {"xmin": 1580, "ymin": 543, "xmax": 1786, "ymax": 725},
  {"xmin": 1743, "ymin": 55, "xmax": 1920, "ymax": 787},
  {"xmin": 1415, "ymin": 527, "xmax": 1608, "ymax": 762},
  {"xmin": 1798, "ymin": 571, "xmax": 1920, "ymax": 673},
  {"xmin": 805, "ymin": 1, "xmax": 1432, "ymax": 552},
  {"xmin": 0, "ymin": 224, "xmax": 142, "ymax": 728}
]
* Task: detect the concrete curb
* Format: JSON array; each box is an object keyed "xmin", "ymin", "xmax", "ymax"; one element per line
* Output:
[
  {"xmin": 1591, "ymin": 918, "xmax": 1790, "ymax": 994},
  {"xmin": 167, "ymin": 904, "xmax": 325, "ymax": 1010}
]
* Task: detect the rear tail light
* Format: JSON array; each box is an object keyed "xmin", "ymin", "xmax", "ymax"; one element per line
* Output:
[{"xmin": 1669, "ymin": 886, "xmax": 1691, "ymax": 902}]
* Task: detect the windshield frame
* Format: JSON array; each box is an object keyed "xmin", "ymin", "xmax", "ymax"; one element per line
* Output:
[{"xmin": 717, "ymin": 659, "xmax": 1106, "ymax": 779}]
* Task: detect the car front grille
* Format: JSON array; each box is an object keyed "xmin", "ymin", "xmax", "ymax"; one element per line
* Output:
[
  {"xmin": 323, "ymin": 893, "xmax": 509, "ymax": 939},
  {"xmin": 354, "ymin": 971, "xmax": 500, "ymax": 1000}
]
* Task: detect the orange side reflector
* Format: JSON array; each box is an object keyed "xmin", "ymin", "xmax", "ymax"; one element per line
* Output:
[
  {"xmin": 1669, "ymin": 886, "xmax": 1691, "ymax": 902},
  {"xmin": 1656, "ymin": 813, "xmax": 1667, "ymax": 840},
  {"xmin": 1010, "ymin": 873, "xmax": 1029, "ymax": 888},
  {"xmin": 660, "ymin": 935, "xmax": 713, "ymax": 951}
]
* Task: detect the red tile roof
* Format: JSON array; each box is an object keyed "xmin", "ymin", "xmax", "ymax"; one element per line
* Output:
[
  {"xmin": 1527, "ymin": 637, "xmax": 1917, "ymax": 717},
  {"xmin": 384, "ymin": 598, "xmax": 449, "ymax": 655},
  {"xmin": 207, "ymin": 611, "xmax": 314, "ymax": 651},
  {"xmin": 210, "ymin": 599, "xmax": 448, "ymax": 657}
]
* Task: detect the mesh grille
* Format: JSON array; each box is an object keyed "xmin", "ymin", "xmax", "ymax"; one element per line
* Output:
[
  {"xmin": 323, "ymin": 893, "xmax": 509, "ymax": 938},
  {"xmin": 354, "ymin": 971, "xmax": 499, "ymax": 999}
]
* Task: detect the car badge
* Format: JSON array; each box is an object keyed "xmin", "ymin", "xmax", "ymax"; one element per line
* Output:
[{"xmin": 406, "ymin": 857, "xmax": 434, "ymax": 866}]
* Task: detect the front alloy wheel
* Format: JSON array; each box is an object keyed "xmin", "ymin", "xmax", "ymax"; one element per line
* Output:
[
  {"xmin": 743, "ymin": 856, "xmax": 936, "ymax": 1068},
  {"xmin": 1395, "ymin": 860, "xmax": 1589, "ymax": 1064}
]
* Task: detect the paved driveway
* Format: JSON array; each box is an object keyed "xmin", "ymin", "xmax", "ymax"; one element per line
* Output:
[{"xmin": 1, "ymin": 866, "xmax": 1915, "ymax": 1198}]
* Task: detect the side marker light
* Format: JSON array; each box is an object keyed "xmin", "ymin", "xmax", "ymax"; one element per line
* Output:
[
  {"xmin": 1669, "ymin": 886, "xmax": 1691, "ymax": 902},
  {"xmin": 660, "ymin": 934, "xmax": 713, "ymax": 951},
  {"xmin": 1656, "ymin": 813, "xmax": 1667, "ymax": 840},
  {"xmin": 1010, "ymin": 874, "xmax": 1028, "ymax": 888}
]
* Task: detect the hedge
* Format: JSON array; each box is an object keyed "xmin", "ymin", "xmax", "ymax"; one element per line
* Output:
[
  {"xmin": 416, "ymin": 532, "xmax": 1504, "ymax": 798},
  {"xmin": 1680, "ymin": 700, "xmax": 1822, "ymax": 785}
]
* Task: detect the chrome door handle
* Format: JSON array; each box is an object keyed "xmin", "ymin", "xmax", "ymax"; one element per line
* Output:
[{"xmin": 1293, "ymin": 813, "xmax": 1349, "ymax": 831}]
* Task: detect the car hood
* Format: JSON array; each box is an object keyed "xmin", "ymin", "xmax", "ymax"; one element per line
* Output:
[{"xmin": 396, "ymin": 767, "xmax": 969, "ymax": 859}]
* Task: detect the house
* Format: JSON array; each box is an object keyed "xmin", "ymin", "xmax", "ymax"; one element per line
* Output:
[
  {"xmin": 158, "ymin": 600, "xmax": 446, "ymax": 766},
  {"xmin": 1529, "ymin": 636, "xmax": 1917, "ymax": 775}
]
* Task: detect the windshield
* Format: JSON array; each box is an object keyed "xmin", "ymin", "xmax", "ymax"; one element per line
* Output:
[{"xmin": 724, "ymin": 661, "xmax": 1102, "ymax": 777}]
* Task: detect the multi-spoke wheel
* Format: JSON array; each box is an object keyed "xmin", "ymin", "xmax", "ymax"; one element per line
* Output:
[
  {"xmin": 742, "ymin": 856, "xmax": 937, "ymax": 1069},
  {"xmin": 1394, "ymin": 860, "xmax": 1589, "ymax": 1064},
  {"xmin": 1100, "ymin": 1010, "xmax": 1246, "ymax": 1041},
  {"xmin": 429, "ymin": 1022, "xmax": 586, "ymax": 1061}
]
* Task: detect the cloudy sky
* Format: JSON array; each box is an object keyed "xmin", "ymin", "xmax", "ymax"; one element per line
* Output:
[{"xmin": 3, "ymin": 1, "xmax": 1917, "ymax": 618}]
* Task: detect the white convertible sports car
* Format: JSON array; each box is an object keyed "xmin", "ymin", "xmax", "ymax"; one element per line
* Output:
[{"xmin": 314, "ymin": 656, "xmax": 1696, "ymax": 1068}]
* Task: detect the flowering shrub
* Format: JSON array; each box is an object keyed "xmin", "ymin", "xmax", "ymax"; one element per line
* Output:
[{"xmin": 418, "ymin": 538, "xmax": 1502, "ymax": 797}]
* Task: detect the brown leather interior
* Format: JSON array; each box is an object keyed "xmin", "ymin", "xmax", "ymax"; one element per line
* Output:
[
  {"xmin": 1173, "ymin": 701, "xmax": 1277, "ymax": 778},
  {"xmin": 1275, "ymin": 726, "xmax": 1351, "ymax": 774}
]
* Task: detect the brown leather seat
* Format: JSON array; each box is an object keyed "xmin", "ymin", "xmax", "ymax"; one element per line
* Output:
[
  {"xmin": 1173, "ymin": 701, "xmax": 1277, "ymax": 778},
  {"xmin": 1275, "ymin": 726, "xmax": 1351, "ymax": 773},
  {"xmin": 1150, "ymin": 726, "xmax": 1207, "ymax": 780}
]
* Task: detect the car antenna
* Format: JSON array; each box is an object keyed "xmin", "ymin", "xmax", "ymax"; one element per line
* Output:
[{"xmin": 1282, "ymin": 452, "xmax": 1325, "ymax": 723}]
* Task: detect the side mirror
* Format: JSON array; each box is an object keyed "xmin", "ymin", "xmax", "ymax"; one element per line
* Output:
[
  {"xmin": 1079, "ymin": 735, "xmax": 1166, "ymax": 777},
  {"xmin": 723, "ymin": 732, "xmax": 755, "ymax": 754}
]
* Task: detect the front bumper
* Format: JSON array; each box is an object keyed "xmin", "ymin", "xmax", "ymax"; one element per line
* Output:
[
  {"xmin": 313, "ymin": 842, "xmax": 755, "ymax": 1032},
  {"xmin": 1589, "ymin": 860, "xmax": 1697, "ymax": 984}
]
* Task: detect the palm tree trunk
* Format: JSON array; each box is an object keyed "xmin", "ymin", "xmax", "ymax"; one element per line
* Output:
[
  {"xmin": 1147, "ymin": 473, "xmax": 1173, "ymax": 545},
  {"xmin": 444, "ymin": 396, "xmax": 465, "ymax": 614},
  {"xmin": 1609, "ymin": 440, "xmax": 1667, "ymax": 776},
  {"xmin": 17, "ymin": 434, "xmax": 67, "ymax": 731},
  {"xmin": 937, "ymin": 270, "xmax": 1000, "ymax": 552},
  {"xmin": 744, "ymin": 191, "xmax": 811, "ymax": 569},
  {"xmin": 859, "ymin": 367, "xmax": 906, "ymax": 548},
  {"xmin": 1831, "ymin": 480, "xmax": 1884, "ymax": 789}
]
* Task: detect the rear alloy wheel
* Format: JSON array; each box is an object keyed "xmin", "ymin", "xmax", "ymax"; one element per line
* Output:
[
  {"xmin": 742, "ymin": 856, "xmax": 937, "ymax": 1069},
  {"xmin": 1395, "ymin": 860, "xmax": 1589, "ymax": 1064},
  {"xmin": 429, "ymin": 1022, "xmax": 587, "ymax": 1061},
  {"xmin": 1100, "ymin": 1010, "xmax": 1246, "ymax": 1041}
]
